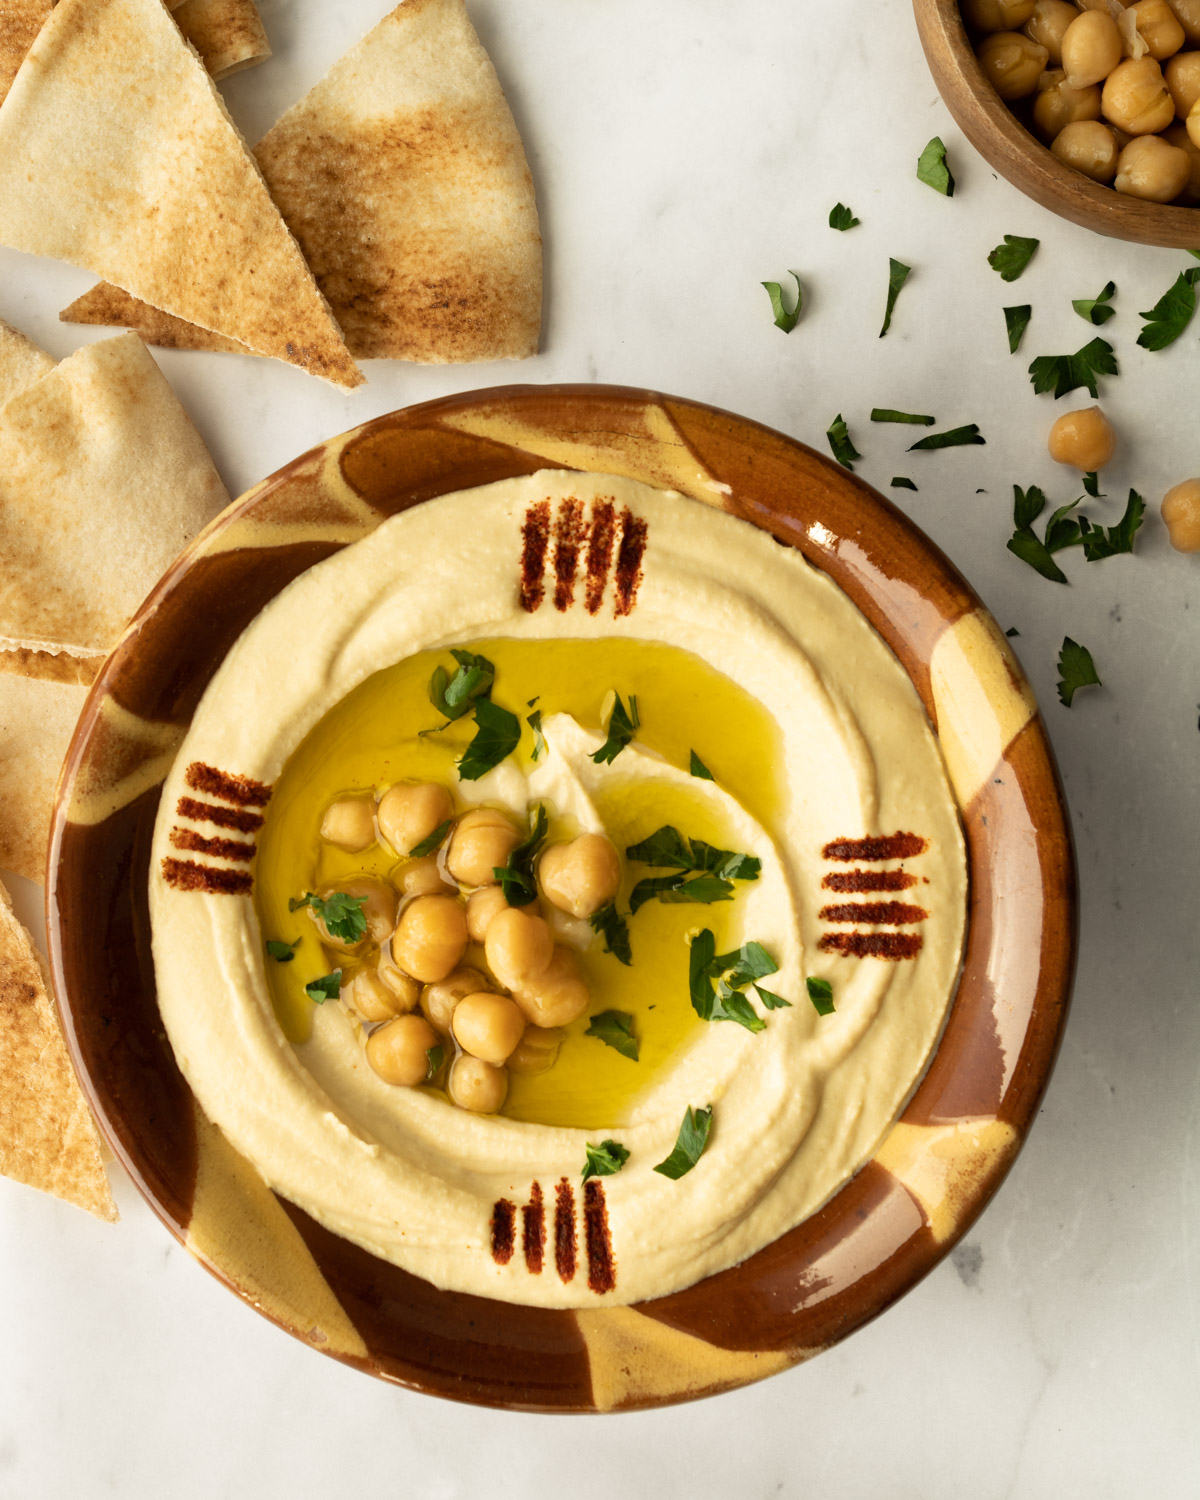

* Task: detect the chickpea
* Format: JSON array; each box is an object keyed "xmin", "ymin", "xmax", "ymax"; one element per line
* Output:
[
  {"xmin": 1114, "ymin": 129, "xmax": 1193, "ymax": 191},
  {"xmin": 391, "ymin": 894, "xmax": 468, "ymax": 983},
  {"xmin": 452, "ymin": 991, "xmax": 527, "ymax": 1066},
  {"xmin": 1033, "ymin": 72, "xmax": 1103, "ymax": 135},
  {"xmin": 399, "ymin": 855, "xmax": 455, "ymax": 898},
  {"xmin": 376, "ymin": 958, "xmax": 421, "ymax": 1013},
  {"xmin": 506, "ymin": 1025, "xmax": 565, "ymax": 1077},
  {"xmin": 1162, "ymin": 479, "xmax": 1200, "ymax": 549},
  {"xmin": 1047, "ymin": 406, "xmax": 1116, "ymax": 469},
  {"xmin": 448, "ymin": 1055, "xmax": 508, "ymax": 1114},
  {"xmin": 1061, "ymin": 10, "xmax": 1123, "ymax": 85},
  {"xmin": 1051, "ymin": 117, "xmax": 1121, "ymax": 175},
  {"xmin": 485, "ymin": 906, "xmax": 554, "ymax": 992},
  {"xmin": 466, "ymin": 884, "xmax": 513, "ymax": 943},
  {"xmin": 537, "ymin": 834, "xmax": 621, "ymax": 920},
  {"xmin": 319, "ymin": 797, "xmax": 376, "ymax": 853},
  {"xmin": 1025, "ymin": 1, "xmax": 1084, "ymax": 63},
  {"xmin": 445, "ymin": 807, "xmax": 521, "ymax": 887},
  {"xmin": 344, "ymin": 967, "xmax": 406, "ymax": 1023},
  {"xmin": 511, "ymin": 944, "xmax": 590, "ymax": 1029},
  {"xmin": 365, "ymin": 1013, "xmax": 439, "ymax": 1087},
  {"xmin": 376, "ymin": 782, "xmax": 453, "ymax": 858},
  {"xmin": 1165, "ymin": 49, "xmax": 1200, "ymax": 112},
  {"xmin": 1103, "ymin": 55, "xmax": 1175, "ymax": 129},
  {"xmin": 421, "ymin": 966, "xmax": 491, "ymax": 1032},
  {"xmin": 979, "ymin": 30, "xmax": 1051, "ymax": 96},
  {"xmin": 1188, "ymin": 92, "xmax": 1200, "ymax": 141},
  {"xmin": 1163, "ymin": 120, "xmax": 1200, "ymax": 194},
  {"xmin": 1125, "ymin": 0, "xmax": 1186, "ymax": 56},
  {"xmin": 1166, "ymin": 0, "xmax": 1200, "ymax": 44},
  {"xmin": 313, "ymin": 877, "xmax": 397, "ymax": 952},
  {"xmin": 963, "ymin": 0, "xmax": 1038, "ymax": 29}
]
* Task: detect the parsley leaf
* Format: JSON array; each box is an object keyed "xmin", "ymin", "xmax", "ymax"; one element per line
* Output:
[
  {"xmin": 626, "ymin": 826, "xmax": 693, "ymax": 869},
  {"xmin": 527, "ymin": 707, "xmax": 546, "ymax": 761},
  {"xmin": 585, "ymin": 1009, "xmax": 639, "ymax": 1061},
  {"xmin": 754, "ymin": 984, "xmax": 792, "ymax": 1011},
  {"xmin": 689, "ymin": 928, "xmax": 717, "ymax": 1020},
  {"xmin": 917, "ymin": 136, "xmax": 955, "ymax": 196},
  {"xmin": 1056, "ymin": 637, "xmax": 1101, "ymax": 707},
  {"xmin": 711, "ymin": 941, "xmax": 779, "ymax": 988},
  {"xmin": 806, "ymin": 976, "xmax": 836, "ymax": 1016},
  {"xmin": 591, "ymin": 693, "xmax": 639, "ymax": 765},
  {"xmin": 429, "ymin": 649, "xmax": 495, "ymax": 722},
  {"xmin": 1080, "ymin": 490, "xmax": 1145, "ymax": 561},
  {"xmin": 653, "ymin": 1105, "xmax": 713, "ymax": 1179},
  {"xmin": 1006, "ymin": 484, "xmax": 1073, "ymax": 583},
  {"xmin": 871, "ymin": 408, "xmax": 935, "ymax": 425},
  {"xmin": 458, "ymin": 697, "xmax": 522, "ymax": 781},
  {"xmin": 1136, "ymin": 267, "xmax": 1200, "ymax": 350},
  {"xmin": 583, "ymin": 1139, "xmax": 631, "ymax": 1182},
  {"xmin": 305, "ymin": 970, "xmax": 342, "ymax": 1004},
  {"xmin": 762, "ymin": 271, "xmax": 803, "ymax": 332},
  {"xmin": 908, "ymin": 423, "xmax": 985, "ymax": 451},
  {"xmin": 426, "ymin": 1043, "xmax": 445, "ymax": 1080},
  {"xmin": 689, "ymin": 749, "xmax": 714, "ymax": 780},
  {"xmin": 492, "ymin": 804, "xmax": 548, "ymax": 906},
  {"xmin": 588, "ymin": 900, "xmax": 632, "ymax": 965},
  {"xmin": 1073, "ymin": 280, "xmax": 1116, "ymax": 326},
  {"xmin": 829, "ymin": 202, "xmax": 860, "ymax": 231},
  {"xmin": 827, "ymin": 413, "xmax": 860, "ymax": 471},
  {"xmin": 265, "ymin": 938, "xmax": 300, "ymax": 963},
  {"xmin": 688, "ymin": 931, "xmax": 780, "ymax": 1035},
  {"xmin": 988, "ymin": 234, "xmax": 1039, "ymax": 282},
  {"xmin": 627, "ymin": 827, "xmax": 761, "ymax": 913},
  {"xmin": 891, "ymin": 476, "xmax": 918, "ymax": 491},
  {"xmin": 880, "ymin": 257, "xmax": 912, "ymax": 337},
  {"xmin": 1028, "ymin": 337, "xmax": 1118, "ymax": 399},
  {"xmin": 289, "ymin": 891, "xmax": 368, "ymax": 944},
  {"xmin": 409, "ymin": 819, "xmax": 451, "ymax": 858},
  {"xmin": 1083, "ymin": 470, "xmax": 1102, "ymax": 498},
  {"xmin": 1004, "ymin": 304, "xmax": 1032, "ymax": 353},
  {"xmin": 710, "ymin": 983, "xmax": 766, "ymax": 1032}
]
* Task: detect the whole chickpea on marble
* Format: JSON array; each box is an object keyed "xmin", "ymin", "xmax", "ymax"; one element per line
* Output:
[
  {"xmin": 1047, "ymin": 406, "xmax": 1117, "ymax": 469},
  {"xmin": 1161, "ymin": 479, "xmax": 1200, "ymax": 550}
]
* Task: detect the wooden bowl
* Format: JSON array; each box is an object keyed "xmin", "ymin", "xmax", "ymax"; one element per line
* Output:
[
  {"xmin": 913, "ymin": 0, "xmax": 1200, "ymax": 248},
  {"xmin": 46, "ymin": 385, "xmax": 1076, "ymax": 1411}
]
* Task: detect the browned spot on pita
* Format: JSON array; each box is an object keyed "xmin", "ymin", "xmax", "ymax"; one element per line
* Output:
[
  {"xmin": 61, "ymin": 283, "xmax": 249, "ymax": 354},
  {"xmin": 0, "ymin": 1, "xmax": 50, "ymax": 110},
  {"xmin": 0, "ymin": 647, "xmax": 102, "ymax": 687}
]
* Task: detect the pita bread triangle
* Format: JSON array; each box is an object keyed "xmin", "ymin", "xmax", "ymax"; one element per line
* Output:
[
  {"xmin": 0, "ymin": 315, "xmax": 55, "ymax": 406},
  {"xmin": 63, "ymin": 0, "xmax": 542, "ymax": 364},
  {"xmin": 0, "ymin": 0, "xmax": 50, "ymax": 109},
  {"xmin": 0, "ymin": 0, "xmax": 362, "ymax": 388}
]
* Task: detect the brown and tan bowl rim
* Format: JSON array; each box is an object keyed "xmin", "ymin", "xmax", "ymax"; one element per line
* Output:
[{"xmin": 45, "ymin": 383, "xmax": 1077, "ymax": 1412}]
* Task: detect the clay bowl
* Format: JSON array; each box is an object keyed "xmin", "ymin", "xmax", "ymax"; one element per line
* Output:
[
  {"xmin": 914, "ymin": 0, "xmax": 1200, "ymax": 248},
  {"xmin": 46, "ymin": 385, "xmax": 1076, "ymax": 1412}
]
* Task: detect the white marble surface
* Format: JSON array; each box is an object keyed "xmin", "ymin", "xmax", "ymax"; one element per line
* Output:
[{"xmin": 1, "ymin": 0, "xmax": 1198, "ymax": 1494}]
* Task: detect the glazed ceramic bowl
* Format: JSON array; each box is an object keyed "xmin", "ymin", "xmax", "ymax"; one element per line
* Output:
[
  {"xmin": 914, "ymin": 0, "xmax": 1200, "ymax": 248},
  {"xmin": 46, "ymin": 385, "xmax": 1076, "ymax": 1412}
]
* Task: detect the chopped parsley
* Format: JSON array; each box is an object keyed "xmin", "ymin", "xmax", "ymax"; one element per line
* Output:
[
  {"xmin": 916, "ymin": 136, "xmax": 955, "ymax": 196},
  {"xmin": 762, "ymin": 271, "xmax": 803, "ymax": 332},
  {"xmin": 754, "ymin": 984, "xmax": 792, "ymax": 1012},
  {"xmin": 265, "ymin": 937, "xmax": 300, "ymax": 963},
  {"xmin": 908, "ymin": 423, "xmax": 985, "ymax": 451},
  {"xmin": 1136, "ymin": 267, "xmax": 1200, "ymax": 350},
  {"xmin": 305, "ymin": 970, "xmax": 342, "ymax": 1004},
  {"xmin": 527, "ymin": 707, "xmax": 546, "ymax": 761},
  {"xmin": 688, "ymin": 929, "xmax": 780, "ymax": 1034},
  {"xmin": 588, "ymin": 899, "xmax": 632, "ymax": 965},
  {"xmin": 585, "ymin": 1009, "xmax": 639, "ymax": 1061},
  {"xmin": 653, "ymin": 1105, "xmax": 713, "ymax": 1180},
  {"xmin": 1081, "ymin": 490, "xmax": 1145, "ymax": 561},
  {"xmin": 409, "ymin": 819, "xmax": 451, "ymax": 858},
  {"xmin": 591, "ymin": 693, "xmax": 639, "ymax": 765},
  {"xmin": 428, "ymin": 648, "xmax": 495, "ymax": 723},
  {"xmin": 826, "ymin": 413, "xmax": 860, "ymax": 471},
  {"xmin": 806, "ymin": 976, "xmax": 836, "ymax": 1016},
  {"xmin": 492, "ymin": 804, "xmax": 548, "ymax": 906},
  {"xmin": 689, "ymin": 749, "xmax": 714, "ymax": 780},
  {"xmin": 1007, "ymin": 483, "xmax": 1145, "ymax": 582},
  {"xmin": 1083, "ymin": 471, "xmax": 1102, "ymax": 498},
  {"xmin": 892, "ymin": 476, "xmax": 918, "ymax": 491},
  {"xmin": 582, "ymin": 1139, "xmax": 631, "ymax": 1183},
  {"xmin": 626, "ymin": 826, "xmax": 760, "ymax": 913},
  {"xmin": 458, "ymin": 697, "xmax": 522, "ymax": 781},
  {"xmin": 880, "ymin": 257, "xmax": 912, "ymax": 337},
  {"xmin": 426, "ymin": 1043, "xmax": 445, "ymax": 1080},
  {"xmin": 289, "ymin": 891, "xmax": 368, "ymax": 944},
  {"xmin": 1028, "ymin": 337, "xmax": 1118, "ymax": 399},
  {"xmin": 1004, "ymin": 304, "xmax": 1032, "ymax": 353},
  {"xmin": 829, "ymin": 202, "xmax": 860, "ymax": 231},
  {"xmin": 1073, "ymin": 280, "xmax": 1116, "ymax": 326},
  {"xmin": 988, "ymin": 234, "xmax": 1039, "ymax": 282},
  {"xmin": 1057, "ymin": 637, "xmax": 1101, "ymax": 707},
  {"xmin": 871, "ymin": 408, "xmax": 935, "ymax": 425}
]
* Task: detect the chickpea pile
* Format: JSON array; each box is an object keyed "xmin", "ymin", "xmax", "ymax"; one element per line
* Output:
[
  {"xmin": 964, "ymin": 0, "xmax": 1200, "ymax": 203},
  {"xmin": 306, "ymin": 783, "xmax": 622, "ymax": 1116}
]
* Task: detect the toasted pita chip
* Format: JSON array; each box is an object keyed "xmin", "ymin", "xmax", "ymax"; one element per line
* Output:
[
  {"xmin": 0, "ymin": 0, "xmax": 50, "ymax": 109},
  {"xmin": 0, "ymin": 874, "xmax": 117, "ymax": 1219},
  {"xmin": 175, "ymin": 0, "xmax": 269, "ymax": 81},
  {"xmin": 64, "ymin": 0, "xmax": 542, "ymax": 363},
  {"xmin": 0, "ymin": 658, "xmax": 91, "ymax": 882},
  {"xmin": 0, "ymin": 332, "xmax": 230, "ymax": 657},
  {"xmin": 62, "ymin": 284, "xmax": 249, "ymax": 355},
  {"xmin": 0, "ymin": 315, "xmax": 54, "ymax": 406},
  {"xmin": 0, "ymin": 0, "xmax": 361, "ymax": 388}
]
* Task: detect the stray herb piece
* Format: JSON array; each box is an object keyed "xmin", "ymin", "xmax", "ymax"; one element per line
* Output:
[
  {"xmin": 826, "ymin": 413, "xmax": 860, "ymax": 471},
  {"xmin": 429, "ymin": 648, "xmax": 494, "ymax": 723},
  {"xmin": 1083, "ymin": 471, "xmax": 1102, "ymax": 498},
  {"xmin": 266, "ymin": 938, "xmax": 300, "ymax": 963},
  {"xmin": 588, "ymin": 900, "xmax": 632, "ymax": 966},
  {"xmin": 591, "ymin": 693, "xmax": 639, "ymax": 765},
  {"xmin": 892, "ymin": 476, "xmax": 918, "ymax": 491},
  {"xmin": 1028, "ymin": 337, "xmax": 1118, "ymax": 399},
  {"xmin": 585, "ymin": 1009, "xmax": 639, "ymax": 1061},
  {"xmin": 654, "ymin": 1105, "xmax": 714, "ymax": 1180},
  {"xmin": 806, "ymin": 976, "xmax": 836, "ymax": 1016},
  {"xmin": 688, "ymin": 930, "xmax": 779, "ymax": 1033},
  {"xmin": 1136, "ymin": 267, "xmax": 1200, "ymax": 351},
  {"xmin": 1073, "ymin": 280, "xmax": 1116, "ymax": 326},
  {"xmin": 829, "ymin": 202, "xmax": 860, "ymax": 231},
  {"xmin": 1005, "ymin": 627, "xmax": 1020, "ymax": 638},
  {"xmin": 289, "ymin": 890, "xmax": 368, "ymax": 944},
  {"xmin": 1081, "ymin": 490, "xmax": 1145, "ymax": 561},
  {"xmin": 689, "ymin": 749, "xmax": 714, "ymax": 780},
  {"xmin": 493, "ymin": 804, "xmax": 548, "ymax": 906},
  {"xmin": 1057, "ymin": 637, "xmax": 1101, "ymax": 707},
  {"xmin": 1007, "ymin": 483, "xmax": 1144, "ymax": 581},
  {"xmin": 409, "ymin": 819, "xmax": 451, "ymax": 858},
  {"xmin": 880, "ymin": 257, "xmax": 912, "ymax": 337},
  {"xmin": 988, "ymin": 234, "xmax": 1039, "ymax": 282},
  {"xmin": 458, "ymin": 697, "xmax": 522, "ymax": 781},
  {"xmin": 917, "ymin": 136, "xmax": 955, "ymax": 196},
  {"xmin": 1004, "ymin": 304, "xmax": 1032, "ymax": 353},
  {"xmin": 627, "ymin": 827, "xmax": 760, "ymax": 913},
  {"xmin": 583, "ymin": 1139, "xmax": 631, "ymax": 1183},
  {"xmin": 305, "ymin": 970, "xmax": 342, "ymax": 1005},
  {"xmin": 426, "ymin": 1044, "xmax": 445, "ymax": 1080},
  {"xmin": 688, "ymin": 927, "xmax": 718, "ymax": 1017},
  {"xmin": 871, "ymin": 408, "xmax": 935, "ymax": 425},
  {"xmin": 908, "ymin": 423, "xmax": 985, "ymax": 452},
  {"xmin": 754, "ymin": 984, "xmax": 792, "ymax": 1011},
  {"xmin": 762, "ymin": 271, "xmax": 803, "ymax": 332},
  {"xmin": 527, "ymin": 707, "xmax": 545, "ymax": 762}
]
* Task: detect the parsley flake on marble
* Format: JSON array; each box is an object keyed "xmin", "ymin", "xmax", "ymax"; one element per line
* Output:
[
  {"xmin": 908, "ymin": 423, "xmax": 985, "ymax": 451},
  {"xmin": 829, "ymin": 202, "xmax": 860, "ymax": 231},
  {"xmin": 1073, "ymin": 280, "xmax": 1116, "ymax": 326},
  {"xmin": 1056, "ymin": 637, "xmax": 1101, "ymax": 707},
  {"xmin": 988, "ymin": 234, "xmax": 1039, "ymax": 282},
  {"xmin": 880, "ymin": 257, "xmax": 912, "ymax": 337},
  {"xmin": 1136, "ymin": 267, "xmax": 1200, "ymax": 350},
  {"xmin": 871, "ymin": 408, "xmax": 935, "ymax": 425},
  {"xmin": 762, "ymin": 271, "xmax": 804, "ymax": 332},
  {"xmin": 1028, "ymin": 337, "xmax": 1118, "ymax": 400},
  {"xmin": 826, "ymin": 413, "xmax": 861, "ymax": 471},
  {"xmin": 916, "ymin": 136, "xmax": 955, "ymax": 196},
  {"xmin": 1004, "ymin": 304, "xmax": 1032, "ymax": 353}
]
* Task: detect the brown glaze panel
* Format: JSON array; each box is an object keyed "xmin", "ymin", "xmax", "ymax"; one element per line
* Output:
[{"xmin": 339, "ymin": 418, "xmax": 543, "ymax": 511}]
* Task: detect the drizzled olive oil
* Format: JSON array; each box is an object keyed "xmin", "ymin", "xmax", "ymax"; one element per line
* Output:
[{"xmin": 254, "ymin": 638, "xmax": 783, "ymax": 1129}]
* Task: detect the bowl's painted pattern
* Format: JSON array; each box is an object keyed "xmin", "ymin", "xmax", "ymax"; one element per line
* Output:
[{"xmin": 46, "ymin": 386, "xmax": 1076, "ymax": 1411}]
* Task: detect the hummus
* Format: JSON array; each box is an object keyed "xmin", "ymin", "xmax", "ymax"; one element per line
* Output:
[{"xmin": 149, "ymin": 470, "xmax": 967, "ymax": 1309}]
